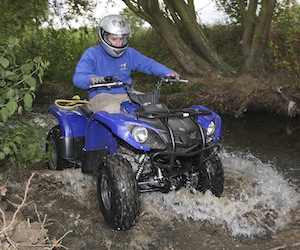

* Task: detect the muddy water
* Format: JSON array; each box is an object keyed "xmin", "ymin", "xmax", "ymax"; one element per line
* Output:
[{"xmin": 6, "ymin": 111, "xmax": 300, "ymax": 249}]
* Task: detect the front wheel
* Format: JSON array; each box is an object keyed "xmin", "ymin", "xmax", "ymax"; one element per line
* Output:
[
  {"xmin": 97, "ymin": 155, "xmax": 140, "ymax": 230},
  {"xmin": 197, "ymin": 154, "xmax": 224, "ymax": 197}
]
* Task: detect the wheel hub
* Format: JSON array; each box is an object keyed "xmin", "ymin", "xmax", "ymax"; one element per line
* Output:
[{"xmin": 101, "ymin": 176, "xmax": 112, "ymax": 210}]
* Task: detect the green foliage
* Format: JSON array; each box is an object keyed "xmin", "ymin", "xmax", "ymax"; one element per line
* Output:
[
  {"xmin": 0, "ymin": 37, "xmax": 49, "ymax": 167},
  {"xmin": 46, "ymin": 0, "xmax": 97, "ymax": 27},
  {"xmin": 186, "ymin": 82, "xmax": 205, "ymax": 92},
  {"xmin": 266, "ymin": 2, "xmax": 300, "ymax": 83},
  {"xmin": 120, "ymin": 8, "xmax": 145, "ymax": 36},
  {"xmin": 161, "ymin": 82, "xmax": 183, "ymax": 94},
  {"xmin": 183, "ymin": 96, "xmax": 195, "ymax": 107},
  {"xmin": 204, "ymin": 24, "xmax": 243, "ymax": 71},
  {"xmin": 128, "ymin": 28, "xmax": 178, "ymax": 90},
  {"xmin": 20, "ymin": 27, "xmax": 97, "ymax": 83},
  {"xmin": 0, "ymin": 0, "xmax": 99, "ymax": 85},
  {"xmin": 131, "ymin": 28, "xmax": 175, "ymax": 68},
  {"xmin": 0, "ymin": 119, "xmax": 50, "ymax": 168},
  {"xmin": 0, "ymin": 37, "xmax": 49, "ymax": 123},
  {"xmin": 0, "ymin": 0, "xmax": 49, "ymax": 39},
  {"xmin": 0, "ymin": 0, "xmax": 96, "ymax": 42},
  {"xmin": 215, "ymin": 0, "xmax": 241, "ymax": 24}
]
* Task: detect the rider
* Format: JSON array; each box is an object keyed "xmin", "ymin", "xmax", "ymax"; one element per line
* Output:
[{"xmin": 72, "ymin": 14, "xmax": 179, "ymax": 113}]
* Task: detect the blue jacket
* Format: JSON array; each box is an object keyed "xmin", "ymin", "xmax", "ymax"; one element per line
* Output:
[{"xmin": 73, "ymin": 45, "xmax": 174, "ymax": 99}]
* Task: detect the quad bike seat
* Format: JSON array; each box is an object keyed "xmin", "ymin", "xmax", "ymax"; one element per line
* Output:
[{"xmin": 80, "ymin": 104, "xmax": 94, "ymax": 118}]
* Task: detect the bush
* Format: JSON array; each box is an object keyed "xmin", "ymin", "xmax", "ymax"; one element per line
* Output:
[
  {"xmin": 266, "ymin": 4, "xmax": 300, "ymax": 81},
  {"xmin": 20, "ymin": 27, "xmax": 98, "ymax": 84},
  {"xmin": 0, "ymin": 37, "xmax": 49, "ymax": 167}
]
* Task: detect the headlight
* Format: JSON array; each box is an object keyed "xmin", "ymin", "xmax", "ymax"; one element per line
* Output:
[
  {"xmin": 126, "ymin": 123, "xmax": 167, "ymax": 149},
  {"xmin": 132, "ymin": 126, "xmax": 148, "ymax": 143},
  {"xmin": 207, "ymin": 121, "xmax": 216, "ymax": 136}
]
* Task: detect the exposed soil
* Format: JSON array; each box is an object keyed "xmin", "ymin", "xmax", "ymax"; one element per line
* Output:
[
  {"xmin": 35, "ymin": 72, "xmax": 300, "ymax": 118},
  {"xmin": 165, "ymin": 72, "xmax": 300, "ymax": 118}
]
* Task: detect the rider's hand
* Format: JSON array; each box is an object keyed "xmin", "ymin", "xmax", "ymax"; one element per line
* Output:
[
  {"xmin": 90, "ymin": 76, "xmax": 105, "ymax": 85},
  {"xmin": 166, "ymin": 71, "xmax": 180, "ymax": 79}
]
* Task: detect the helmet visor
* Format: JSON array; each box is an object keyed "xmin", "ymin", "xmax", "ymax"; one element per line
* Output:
[{"xmin": 103, "ymin": 32, "xmax": 129, "ymax": 48}]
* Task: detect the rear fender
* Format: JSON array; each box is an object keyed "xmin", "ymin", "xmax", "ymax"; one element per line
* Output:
[
  {"xmin": 85, "ymin": 111, "xmax": 152, "ymax": 154},
  {"xmin": 48, "ymin": 105, "xmax": 88, "ymax": 137}
]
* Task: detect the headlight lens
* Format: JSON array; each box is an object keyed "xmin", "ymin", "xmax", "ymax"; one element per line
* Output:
[
  {"xmin": 132, "ymin": 126, "xmax": 148, "ymax": 143},
  {"xmin": 126, "ymin": 123, "xmax": 166, "ymax": 149},
  {"xmin": 207, "ymin": 121, "xmax": 216, "ymax": 136}
]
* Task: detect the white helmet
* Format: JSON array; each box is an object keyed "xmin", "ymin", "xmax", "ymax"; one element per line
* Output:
[{"xmin": 98, "ymin": 15, "xmax": 131, "ymax": 58}]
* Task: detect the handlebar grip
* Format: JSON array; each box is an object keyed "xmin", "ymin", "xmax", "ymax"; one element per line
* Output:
[
  {"xmin": 162, "ymin": 77, "xmax": 188, "ymax": 83},
  {"xmin": 89, "ymin": 81, "xmax": 124, "ymax": 88}
]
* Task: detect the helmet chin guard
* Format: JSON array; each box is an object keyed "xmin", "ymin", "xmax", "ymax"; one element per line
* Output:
[{"xmin": 98, "ymin": 15, "xmax": 131, "ymax": 57}]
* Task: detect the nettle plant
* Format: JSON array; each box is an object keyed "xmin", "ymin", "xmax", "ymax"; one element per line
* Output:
[{"xmin": 0, "ymin": 37, "xmax": 50, "ymax": 168}]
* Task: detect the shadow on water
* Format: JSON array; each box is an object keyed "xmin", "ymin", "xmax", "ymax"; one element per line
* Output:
[
  {"xmin": 5, "ymin": 110, "xmax": 300, "ymax": 249},
  {"xmin": 221, "ymin": 111, "xmax": 300, "ymax": 186}
]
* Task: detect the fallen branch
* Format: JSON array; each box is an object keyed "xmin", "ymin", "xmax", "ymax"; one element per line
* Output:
[
  {"xmin": 0, "ymin": 172, "xmax": 35, "ymax": 249},
  {"xmin": 0, "ymin": 172, "xmax": 71, "ymax": 249}
]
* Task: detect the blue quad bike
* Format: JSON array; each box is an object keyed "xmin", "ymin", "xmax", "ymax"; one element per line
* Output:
[{"xmin": 46, "ymin": 77, "xmax": 224, "ymax": 230}]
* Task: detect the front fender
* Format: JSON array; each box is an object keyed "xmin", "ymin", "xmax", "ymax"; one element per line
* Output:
[
  {"xmin": 192, "ymin": 105, "xmax": 222, "ymax": 141},
  {"xmin": 85, "ymin": 111, "xmax": 152, "ymax": 154}
]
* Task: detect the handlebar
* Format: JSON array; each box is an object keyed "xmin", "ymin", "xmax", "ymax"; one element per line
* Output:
[
  {"xmin": 161, "ymin": 76, "xmax": 188, "ymax": 83},
  {"xmin": 89, "ymin": 81, "xmax": 124, "ymax": 88},
  {"xmin": 156, "ymin": 77, "xmax": 188, "ymax": 89},
  {"xmin": 89, "ymin": 76, "xmax": 124, "ymax": 89}
]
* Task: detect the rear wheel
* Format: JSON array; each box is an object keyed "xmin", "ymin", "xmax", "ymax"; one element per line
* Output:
[
  {"xmin": 46, "ymin": 125, "xmax": 70, "ymax": 170},
  {"xmin": 197, "ymin": 154, "xmax": 224, "ymax": 197},
  {"xmin": 97, "ymin": 155, "xmax": 140, "ymax": 230}
]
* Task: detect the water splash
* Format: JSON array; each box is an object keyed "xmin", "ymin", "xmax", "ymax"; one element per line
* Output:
[
  {"xmin": 38, "ymin": 149, "xmax": 299, "ymax": 238},
  {"xmin": 142, "ymin": 149, "xmax": 300, "ymax": 237},
  {"xmin": 39, "ymin": 168, "xmax": 96, "ymax": 204}
]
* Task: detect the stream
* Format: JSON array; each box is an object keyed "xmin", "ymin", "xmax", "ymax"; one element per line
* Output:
[{"xmin": 5, "ymin": 109, "xmax": 300, "ymax": 249}]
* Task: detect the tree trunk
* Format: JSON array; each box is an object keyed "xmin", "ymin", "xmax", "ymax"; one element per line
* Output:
[
  {"xmin": 245, "ymin": 0, "xmax": 276, "ymax": 76},
  {"xmin": 122, "ymin": 0, "xmax": 230, "ymax": 76},
  {"xmin": 166, "ymin": 0, "xmax": 232, "ymax": 75},
  {"xmin": 238, "ymin": 0, "xmax": 276, "ymax": 76}
]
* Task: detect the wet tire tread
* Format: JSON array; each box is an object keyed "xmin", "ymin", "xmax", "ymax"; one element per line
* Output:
[{"xmin": 97, "ymin": 155, "xmax": 139, "ymax": 230}]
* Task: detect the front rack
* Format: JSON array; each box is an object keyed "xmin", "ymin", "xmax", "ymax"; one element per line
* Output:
[{"xmin": 136, "ymin": 108, "xmax": 212, "ymax": 119}]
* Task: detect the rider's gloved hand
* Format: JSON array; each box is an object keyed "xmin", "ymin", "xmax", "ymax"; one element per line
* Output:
[
  {"xmin": 166, "ymin": 71, "xmax": 180, "ymax": 79},
  {"xmin": 90, "ymin": 76, "xmax": 105, "ymax": 85}
]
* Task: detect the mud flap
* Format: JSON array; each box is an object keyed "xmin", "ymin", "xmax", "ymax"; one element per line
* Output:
[{"xmin": 82, "ymin": 148, "xmax": 109, "ymax": 175}]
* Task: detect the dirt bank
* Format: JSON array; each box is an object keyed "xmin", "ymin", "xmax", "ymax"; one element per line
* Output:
[
  {"xmin": 36, "ymin": 73, "xmax": 300, "ymax": 118},
  {"xmin": 165, "ymin": 72, "xmax": 300, "ymax": 118}
]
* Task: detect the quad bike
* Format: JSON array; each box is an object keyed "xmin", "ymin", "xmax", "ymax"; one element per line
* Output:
[{"xmin": 46, "ymin": 76, "xmax": 224, "ymax": 230}]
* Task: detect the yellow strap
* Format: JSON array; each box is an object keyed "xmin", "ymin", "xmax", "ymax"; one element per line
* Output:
[{"xmin": 54, "ymin": 95, "xmax": 89, "ymax": 109}]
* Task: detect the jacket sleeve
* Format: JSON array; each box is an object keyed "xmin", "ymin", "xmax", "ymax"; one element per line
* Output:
[
  {"xmin": 130, "ymin": 49, "xmax": 174, "ymax": 77},
  {"xmin": 72, "ymin": 49, "xmax": 97, "ymax": 89}
]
